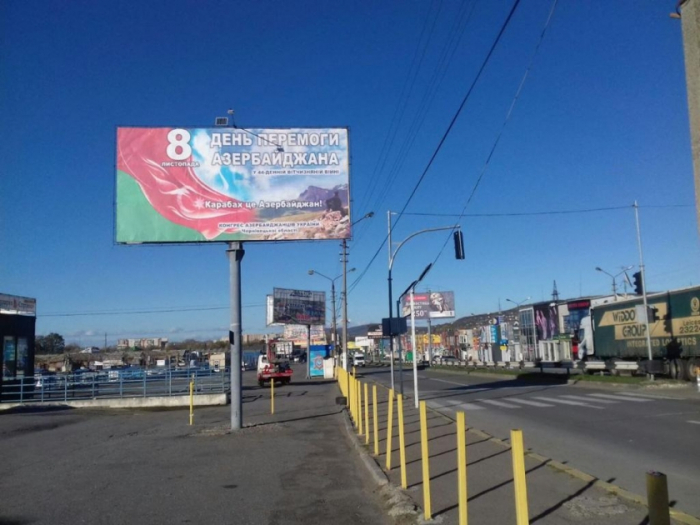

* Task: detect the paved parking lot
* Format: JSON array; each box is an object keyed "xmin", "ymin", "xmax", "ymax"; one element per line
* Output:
[{"xmin": 0, "ymin": 366, "xmax": 389, "ymax": 525}]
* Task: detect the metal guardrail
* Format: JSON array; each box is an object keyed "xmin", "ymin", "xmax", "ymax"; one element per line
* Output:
[{"xmin": 1, "ymin": 367, "xmax": 230, "ymax": 404}]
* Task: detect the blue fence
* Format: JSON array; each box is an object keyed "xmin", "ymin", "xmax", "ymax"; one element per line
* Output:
[{"xmin": 1, "ymin": 367, "xmax": 230, "ymax": 404}]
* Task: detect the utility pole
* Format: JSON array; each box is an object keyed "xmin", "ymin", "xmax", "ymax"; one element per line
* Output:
[
  {"xmin": 675, "ymin": 0, "xmax": 700, "ymax": 233},
  {"xmin": 634, "ymin": 201, "xmax": 655, "ymax": 380},
  {"xmin": 342, "ymin": 239, "xmax": 349, "ymax": 370},
  {"xmin": 330, "ymin": 282, "xmax": 337, "ymax": 349}
]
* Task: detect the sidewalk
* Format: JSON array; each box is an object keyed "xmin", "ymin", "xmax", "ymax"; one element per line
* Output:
[
  {"xmin": 0, "ymin": 377, "xmax": 389, "ymax": 525},
  {"xmin": 350, "ymin": 376, "xmax": 688, "ymax": 525}
]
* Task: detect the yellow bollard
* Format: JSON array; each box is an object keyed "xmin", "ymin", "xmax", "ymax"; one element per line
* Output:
[
  {"xmin": 189, "ymin": 375, "xmax": 194, "ymax": 426},
  {"xmin": 358, "ymin": 380, "xmax": 363, "ymax": 436},
  {"xmin": 510, "ymin": 429, "xmax": 529, "ymax": 525},
  {"xmin": 397, "ymin": 393, "xmax": 407, "ymax": 488},
  {"xmin": 457, "ymin": 411, "xmax": 468, "ymax": 525},
  {"xmin": 386, "ymin": 389, "xmax": 394, "ymax": 471},
  {"xmin": 364, "ymin": 383, "xmax": 370, "ymax": 445},
  {"xmin": 646, "ymin": 471, "xmax": 671, "ymax": 525},
  {"xmin": 420, "ymin": 401, "xmax": 432, "ymax": 520},
  {"xmin": 373, "ymin": 385, "xmax": 379, "ymax": 456},
  {"xmin": 270, "ymin": 377, "xmax": 275, "ymax": 415}
]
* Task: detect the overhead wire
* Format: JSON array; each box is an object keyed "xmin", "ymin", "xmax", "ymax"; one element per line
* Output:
[
  {"xmin": 365, "ymin": 0, "xmax": 476, "ymax": 222},
  {"xmin": 430, "ymin": 0, "xmax": 559, "ymax": 265},
  {"xmin": 356, "ymin": 0, "xmax": 444, "ymax": 215},
  {"xmin": 349, "ymin": 0, "xmax": 524, "ymax": 294}
]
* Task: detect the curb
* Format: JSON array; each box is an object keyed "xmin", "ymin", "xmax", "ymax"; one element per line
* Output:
[
  {"xmin": 420, "ymin": 400, "xmax": 700, "ymax": 525},
  {"xmin": 340, "ymin": 410, "xmax": 388, "ymax": 487},
  {"xmin": 340, "ymin": 406, "xmax": 421, "ymax": 523}
]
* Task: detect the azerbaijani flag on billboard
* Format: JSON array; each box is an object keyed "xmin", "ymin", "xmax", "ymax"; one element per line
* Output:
[{"xmin": 116, "ymin": 127, "xmax": 350, "ymax": 243}]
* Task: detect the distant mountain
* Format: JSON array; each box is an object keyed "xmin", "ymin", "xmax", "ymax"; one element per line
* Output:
[{"xmin": 298, "ymin": 184, "xmax": 349, "ymax": 205}]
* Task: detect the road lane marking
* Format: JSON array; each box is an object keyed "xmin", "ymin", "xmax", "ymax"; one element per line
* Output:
[
  {"xmin": 687, "ymin": 420, "xmax": 700, "ymax": 425},
  {"xmin": 559, "ymin": 395, "xmax": 618, "ymax": 404},
  {"xmin": 429, "ymin": 399, "xmax": 485, "ymax": 411},
  {"xmin": 531, "ymin": 396, "xmax": 604, "ymax": 409},
  {"xmin": 508, "ymin": 398, "xmax": 555, "ymax": 408},
  {"xmin": 455, "ymin": 402, "xmax": 486, "ymax": 411},
  {"xmin": 479, "ymin": 399, "xmax": 520, "ymax": 409},
  {"xmin": 587, "ymin": 393, "xmax": 651, "ymax": 402}
]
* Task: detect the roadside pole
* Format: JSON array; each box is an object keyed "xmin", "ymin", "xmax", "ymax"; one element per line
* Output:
[
  {"xmin": 427, "ymin": 316, "xmax": 432, "ymax": 364},
  {"xmin": 633, "ymin": 202, "xmax": 655, "ymax": 380},
  {"xmin": 411, "ymin": 288, "xmax": 419, "ymax": 408},
  {"xmin": 228, "ymin": 241, "xmax": 245, "ymax": 431}
]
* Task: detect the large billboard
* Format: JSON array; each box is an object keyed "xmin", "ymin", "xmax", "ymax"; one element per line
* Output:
[
  {"xmin": 401, "ymin": 291, "xmax": 456, "ymax": 319},
  {"xmin": 272, "ymin": 288, "xmax": 326, "ymax": 325},
  {"xmin": 116, "ymin": 127, "xmax": 350, "ymax": 243}
]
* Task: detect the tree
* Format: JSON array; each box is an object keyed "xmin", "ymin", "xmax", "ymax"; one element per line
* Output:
[{"xmin": 36, "ymin": 333, "xmax": 66, "ymax": 354}]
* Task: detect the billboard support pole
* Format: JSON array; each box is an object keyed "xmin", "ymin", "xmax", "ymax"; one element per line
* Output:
[
  {"xmin": 397, "ymin": 298, "xmax": 404, "ymax": 396},
  {"xmin": 411, "ymin": 287, "xmax": 419, "ymax": 408},
  {"xmin": 427, "ymin": 313, "xmax": 432, "ymax": 364},
  {"xmin": 634, "ymin": 201, "xmax": 654, "ymax": 381},
  {"xmin": 228, "ymin": 241, "xmax": 245, "ymax": 431}
]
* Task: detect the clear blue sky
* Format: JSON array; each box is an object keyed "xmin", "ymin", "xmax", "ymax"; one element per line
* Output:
[{"xmin": 2, "ymin": 0, "xmax": 697, "ymax": 346}]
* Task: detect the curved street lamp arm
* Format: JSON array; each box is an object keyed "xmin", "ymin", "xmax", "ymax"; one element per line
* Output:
[{"xmin": 389, "ymin": 225, "xmax": 460, "ymax": 271}]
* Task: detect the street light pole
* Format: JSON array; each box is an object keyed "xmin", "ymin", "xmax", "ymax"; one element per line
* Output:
[
  {"xmin": 595, "ymin": 266, "xmax": 633, "ymax": 301},
  {"xmin": 388, "ymin": 223, "xmax": 459, "ymax": 398},
  {"xmin": 634, "ymin": 201, "xmax": 655, "ymax": 381}
]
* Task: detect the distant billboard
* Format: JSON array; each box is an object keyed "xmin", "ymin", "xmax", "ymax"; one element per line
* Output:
[
  {"xmin": 401, "ymin": 291, "xmax": 455, "ymax": 319},
  {"xmin": 283, "ymin": 324, "xmax": 326, "ymax": 344},
  {"xmin": 534, "ymin": 303, "xmax": 559, "ymax": 341},
  {"xmin": 116, "ymin": 127, "xmax": 350, "ymax": 243},
  {"xmin": 272, "ymin": 288, "xmax": 326, "ymax": 325}
]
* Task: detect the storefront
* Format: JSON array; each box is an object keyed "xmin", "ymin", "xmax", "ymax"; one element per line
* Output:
[{"xmin": 1, "ymin": 293, "xmax": 36, "ymax": 399}]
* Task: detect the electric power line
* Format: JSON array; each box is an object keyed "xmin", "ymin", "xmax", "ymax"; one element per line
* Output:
[{"xmin": 349, "ymin": 0, "xmax": 524, "ymax": 293}]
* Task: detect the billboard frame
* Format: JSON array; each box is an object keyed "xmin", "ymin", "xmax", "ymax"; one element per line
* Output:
[{"xmin": 115, "ymin": 125, "xmax": 352, "ymax": 245}]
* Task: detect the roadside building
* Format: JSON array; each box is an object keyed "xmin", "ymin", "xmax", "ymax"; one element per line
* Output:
[{"xmin": 1, "ymin": 293, "xmax": 36, "ymax": 398}]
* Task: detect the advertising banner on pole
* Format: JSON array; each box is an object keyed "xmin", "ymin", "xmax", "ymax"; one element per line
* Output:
[
  {"xmin": 272, "ymin": 288, "xmax": 326, "ymax": 325},
  {"xmin": 309, "ymin": 345, "xmax": 331, "ymax": 377},
  {"xmin": 283, "ymin": 324, "xmax": 326, "ymax": 344},
  {"xmin": 401, "ymin": 291, "xmax": 455, "ymax": 319},
  {"xmin": 116, "ymin": 127, "xmax": 350, "ymax": 243}
]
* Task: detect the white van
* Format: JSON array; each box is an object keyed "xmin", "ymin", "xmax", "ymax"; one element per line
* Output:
[{"xmin": 352, "ymin": 354, "xmax": 365, "ymax": 367}]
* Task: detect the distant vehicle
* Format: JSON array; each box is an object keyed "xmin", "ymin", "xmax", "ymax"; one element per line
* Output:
[
  {"xmin": 579, "ymin": 285, "xmax": 700, "ymax": 381},
  {"xmin": 352, "ymin": 354, "xmax": 365, "ymax": 367},
  {"xmin": 257, "ymin": 339, "xmax": 293, "ymax": 387}
]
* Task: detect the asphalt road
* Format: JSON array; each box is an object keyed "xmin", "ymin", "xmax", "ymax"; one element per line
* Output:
[{"xmin": 363, "ymin": 365, "xmax": 700, "ymax": 518}]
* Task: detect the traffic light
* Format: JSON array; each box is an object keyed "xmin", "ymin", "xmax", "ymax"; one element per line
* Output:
[
  {"xmin": 454, "ymin": 230, "xmax": 465, "ymax": 260},
  {"xmin": 632, "ymin": 271, "xmax": 643, "ymax": 295},
  {"xmin": 649, "ymin": 307, "xmax": 659, "ymax": 323},
  {"xmin": 663, "ymin": 314, "xmax": 672, "ymax": 334}
]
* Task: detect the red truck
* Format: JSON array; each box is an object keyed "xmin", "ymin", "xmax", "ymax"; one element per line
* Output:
[{"xmin": 257, "ymin": 339, "xmax": 293, "ymax": 387}]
